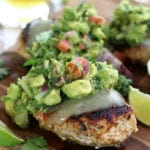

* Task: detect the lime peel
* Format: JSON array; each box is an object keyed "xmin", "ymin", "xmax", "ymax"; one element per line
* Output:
[
  {"xmin": 129, "ymin": 86, "xmax": 150, "ymax": 126},
  {"xmin": 0, "ymin": 120, "xmax": 24, "ymax": 147},
  {"xmin": 147, "ymin": 59, "xmax": 150, "ymax": 75}
]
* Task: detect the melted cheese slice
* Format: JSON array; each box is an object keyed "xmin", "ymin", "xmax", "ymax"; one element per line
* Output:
[{"xmin": 47, "ymin": 89, "xmax": 126, "ymax": 125}]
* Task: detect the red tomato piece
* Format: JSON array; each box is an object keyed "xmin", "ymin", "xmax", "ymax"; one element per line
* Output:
[
  {"xmin": 57, "ymin": 39, "xmax": 71, "ymax": 52},
  {"xmin": 66, "ymin": 62, "xmax": 83, "ymax": 80},
  {"xmin": 88, "ymin": 16, "xmax": 105, "ymax": 25},
  {"xmin": 66, "ymin": 57, "xmax": 90, "ymax": 80}
]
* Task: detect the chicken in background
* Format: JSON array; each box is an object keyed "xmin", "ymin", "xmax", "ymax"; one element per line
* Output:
[
  {"xmin": 17, "ymin": 19, "xmax": 52, "ymax": 59},
  {"xmin": 103, "ymin": 0, "xmax": 150, "ymax": 93},
  {"xmin": 104, "ymin": 0, "xmax": 150, "ymax": 66}
]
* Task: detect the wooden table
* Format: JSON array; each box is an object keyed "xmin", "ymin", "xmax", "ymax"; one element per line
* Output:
[{"xmin": 0, "ymin": 0, "xmax": 150, "ymax": 150}]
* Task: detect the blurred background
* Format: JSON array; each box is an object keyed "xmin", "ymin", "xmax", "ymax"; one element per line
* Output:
[
  {"xmin": 1, "ymin": 0, "xmax": 150, "ymax": 28},
  {"xmin": 0, "ymin": 0, "xmax": 64, "ymax": 28},
  {"xmin": 0, "ymin": 0, "xmax": 150, "ymax": 53}
]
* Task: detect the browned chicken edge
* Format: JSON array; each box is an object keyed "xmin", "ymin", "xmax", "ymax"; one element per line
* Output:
[{"xmin": 35, "ymin": 105, "xmax": 137, "ymax": 148}]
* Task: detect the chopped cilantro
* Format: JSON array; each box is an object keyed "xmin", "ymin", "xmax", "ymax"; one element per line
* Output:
[
  {"xmin": 115, "ymin": 75, "xmax": 132, "ymax": 98},
  {"xmin": 0, "ymin": 59, "xmax": 9, "ymax": 79},
  {"xmin": 21, "ymin": 137, "xmax": 48, "ymax": 150}
]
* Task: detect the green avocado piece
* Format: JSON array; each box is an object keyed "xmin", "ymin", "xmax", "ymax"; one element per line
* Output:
[
  {"xmin": 89, "ymin": 63, "xmax": 98, "ymax": 78},
  {"xmin": 92, "ymin": 27, "xmax": 106, "ymax": 40},
  {"xmin": 68, "ymin": 22, "xmax": 90, "ymax": 34},
  {"xmin": 63, "ymin": 7, "xmax": 77, "ymax": 21},
  {"xmin": 7, "ymin": 84, "xmax": 21, "ymax": 101},
  {"xmin": 86, "ymin": 8, "xmax": 97, "ymax": 16},
  {"xmin": 68, "ymin": 31, "xmax": 80, "ymax": 44},
  {"xmin": 62, "ymin": 79, "xmax": 92, "ymax": 99},
  {"xmin": 13, "ymin": 111, "xmax": 29, "ymax": 128},
  {"xmin": 29, "ymin": 74, "xmax": 45, "ymax": 87},
  {"xmin": 4, "ymin": 100, "xmax": 16, "ymax": 117},
  {"xmin": 43, "ymin": 89, "xmax": 61, "ymax": 106}
]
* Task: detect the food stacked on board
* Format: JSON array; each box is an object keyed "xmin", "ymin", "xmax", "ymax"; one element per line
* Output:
[{"xmin": 1, "ymin": 1, "xmax": 150, "ymax": 149}]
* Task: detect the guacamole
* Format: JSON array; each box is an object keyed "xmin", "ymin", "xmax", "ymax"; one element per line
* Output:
[
  {"xmin": 2, "ymin": 3, "xmax": 132, "ymax": 128},
  {"xmin": 104, "ymin": 0, "xmax": 150, "ymax": 47},
  {"xmin": 2, "ymin": 56, "xmax": 123, "ymax": 127},
  {"xmin": 26, "ymin": 3, "xmax": 106, "ymax": 61}
]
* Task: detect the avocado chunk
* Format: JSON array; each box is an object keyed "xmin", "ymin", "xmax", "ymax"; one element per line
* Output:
[
  {"xmin": 62, "ymin": 79, "xmax": 92, "ymax": 99},
  {"xmin": 4, "ymin": 100, "xmax": 16, "ymax": 117},
  {"xmin": 67, "ymin": 31, "xmax": 80, "ymax": 44},
  {"xmin": 7, "ymin": 84, "xmax": 21, "ymax": 100},
  {"xmin": 89, "ymin": 63, "xmax": 98, "ymax": 78},
  {"xmin": 43, "ymin": 89, "xmax": 61, "ymax": 106},
  {"xmin": 68, "ymin": 22, "xmax": 90, "ymax": 34},
  {"xmin": 29, "ymin": 74, "xmax": 45, "ymax": 87},
  {"xmin": 92, "ymin": 27, "xmax": 106, "ymax": 40},
  {"xmin": 63, "ymin": 7, "xmax": 77, "ymax": 21},
  {"xmin": 13, "ymin": 111, "xmax": 29, "ymax": 128}
]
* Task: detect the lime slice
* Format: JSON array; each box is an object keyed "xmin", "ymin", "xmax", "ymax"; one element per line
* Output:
[
  {"xmin": 147, "ymin": 59, "xmax": 150, "ymax": 75},
  {"xmin": 129, "ymin": 86, "xmax": 150, "ymax": 126},
  {"xmin": 0, "ymin": 120, "xmax": 24, "ymax": 147}
]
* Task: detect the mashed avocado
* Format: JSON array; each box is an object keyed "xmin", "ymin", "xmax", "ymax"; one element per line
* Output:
[
  {"xmin": 104, "ymin": 0, "xmax": 150, "ymax": 47},
  {"xmin": 26, "ymin": 3, "xmax": 106, "ymax": 61},
  {"xmin": 2, "ymin": 56, "xmax": 124, "ymax": 128}
]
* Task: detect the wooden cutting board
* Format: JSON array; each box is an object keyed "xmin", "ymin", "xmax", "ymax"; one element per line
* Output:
[{"xmin": 0, "ymin": 52, "xmax": 149, "ymax": 150}]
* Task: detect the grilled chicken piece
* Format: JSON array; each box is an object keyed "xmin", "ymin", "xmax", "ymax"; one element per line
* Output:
[
  {"xmin": 34, "ymin": 90, "xmax": 137, "ymax": 148},
  {"xmin": 17, "ymin": 19, "xmax": 52, "ymax": 59},
  {"xmin": 115, "ymin": 38, "xmax": 150, "ymax": 66},
  {"xmin": 35, "ymin": 105, "xmax": 137, "ymax": 148}
]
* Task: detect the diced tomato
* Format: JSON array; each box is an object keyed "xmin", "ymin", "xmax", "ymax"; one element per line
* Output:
[
  {"xmin": 88, "ymin": 16, "xmax": 105, "ymax": 25},
  {"xmin": 66, "ymin": 62, "xmax": 83, "ymax": 80},
  {"xmin": 57, "ymin": 39, "xmax": 71, "ymax": 52},
  {"xmin": 66, "ymin": 57, "xmax": 90, "ymax": 80},
  {"xmin": 35, "ymin": 111, "xmax": 52, "ymax": 124}
]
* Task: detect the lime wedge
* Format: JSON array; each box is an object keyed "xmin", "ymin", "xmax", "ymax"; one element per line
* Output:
[
  {"xmin": 129, "ymin": 86, "xmax": 150, "ymax": 126},
  {"xmin": 0, "ymin": 120, "xmax": 24, "ymax": 147},
  {"xmin": 147, "ymin": 59, "xmax": 150, "ymax": 75}
]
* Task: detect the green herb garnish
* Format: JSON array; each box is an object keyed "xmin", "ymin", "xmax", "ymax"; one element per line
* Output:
[
  {"xmin": 0, "ymin": 59, "xmax": 9, "ymax": 79},
  {"xmin": 21, "ymin": 137, "xmax": 48, "ymax": 150}
]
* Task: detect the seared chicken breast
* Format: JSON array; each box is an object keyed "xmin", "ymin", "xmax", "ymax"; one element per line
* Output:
[
  {"xmin": 116, "ymin": 43, "xmax": 150, "ymax": 66},
  {"xmin": 35, "ymin": 105, "xmax": 137, "ymax": 148},
  {"xmin": 34, "ymin": 90, "xmax": 137, "ymax": 148},
  {"xmin": 5, "ymin": 3, "xmax": 138, "ymax": 148}
]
